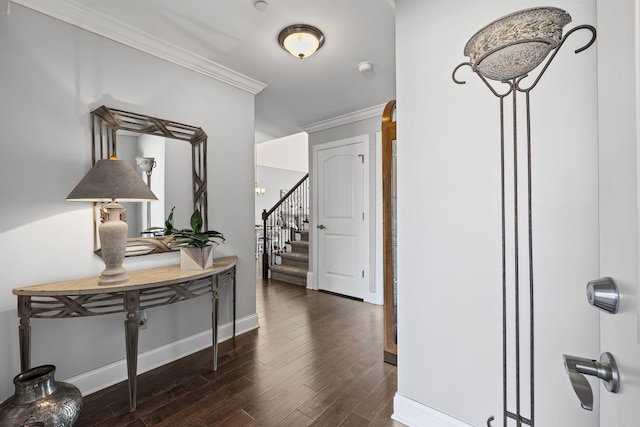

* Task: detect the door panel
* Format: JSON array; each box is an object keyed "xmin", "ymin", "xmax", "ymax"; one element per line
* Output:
[
  {"xmin": 596, "ymin": 0, "xmax": 640, "ymax": 424},
  {"xmin": 317, "ymin": 143, "xmax": 364, "ymax": 299}
]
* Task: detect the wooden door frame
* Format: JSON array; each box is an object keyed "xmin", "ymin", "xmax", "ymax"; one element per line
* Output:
[{"xmin": 382, "ymin": 100, "xmax": 397, "ymax": 363}]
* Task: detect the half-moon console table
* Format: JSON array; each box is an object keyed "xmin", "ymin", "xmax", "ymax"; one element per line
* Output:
[{"xmin": 12, "ymin": 255, "xmax": 237, "ymax": 412}]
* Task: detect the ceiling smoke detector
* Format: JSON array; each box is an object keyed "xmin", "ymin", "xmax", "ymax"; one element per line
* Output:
[
  {"xmin": 253, "ymin": 0, "xmax": 269, "ymax": 11},
  {"xmin": 358, "ymin": 61, "xmax": 373, "ymax": 73}
]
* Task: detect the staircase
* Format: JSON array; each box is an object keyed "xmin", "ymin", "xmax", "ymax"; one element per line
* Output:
[
  {"xmin": 269, "ymin": 229, "xmax": 308, "ymax": 286},
  {"xmin": 261, "ymin": 173, "xmax": 309, "ymax": 282}
]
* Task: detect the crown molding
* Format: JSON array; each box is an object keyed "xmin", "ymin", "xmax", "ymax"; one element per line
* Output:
[
  {"xmin": 302, "ymin": 103, "xmax": 387, "ymax": 133},
  {"xmin": 9, "ymin": 0, "xmax": 267, "ymax": 94}
]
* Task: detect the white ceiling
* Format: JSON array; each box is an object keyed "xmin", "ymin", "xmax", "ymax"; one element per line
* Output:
[{"xmin": 10, "ymin": 0, "xmax": 396, "ymax": 140}]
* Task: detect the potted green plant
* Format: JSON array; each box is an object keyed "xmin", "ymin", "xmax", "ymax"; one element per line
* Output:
[{"xmin": 144, "ymin": 207, "xmax": 225, "ymax": 269}]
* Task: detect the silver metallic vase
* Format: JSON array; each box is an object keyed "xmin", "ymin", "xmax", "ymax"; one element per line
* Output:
[{"xmin": 0, "ymin": 365, "xmax": 83, "ymax": 427}]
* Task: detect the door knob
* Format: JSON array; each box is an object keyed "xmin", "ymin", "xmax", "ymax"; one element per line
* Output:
[
  {"xmin": 586, "ymin": 277, "xmax": 619, "ymax": 314},
  {"xmin": 317, "ymin": 224, "xmax": 326, "ymax": 229},
  {"xmin": 563, "ymin": 352, "xmax": 620, "ymax": 411}
]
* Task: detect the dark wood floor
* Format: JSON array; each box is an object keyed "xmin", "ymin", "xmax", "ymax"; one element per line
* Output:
[{"xmin": 76, "ymin": 274, "xmax": 402, "ymax": 426}]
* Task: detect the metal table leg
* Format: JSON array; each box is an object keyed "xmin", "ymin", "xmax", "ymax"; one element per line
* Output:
[
  {"xmin": 212, "ymin": 275, "xmax": 219, "ymax": 371},
  {"xmin": 17, "ymin": 296, "xmax": 31, "ymax": 372},
  {"xmin": 124, "ymin": 290, "xmax": 140, "ymax": 412}
]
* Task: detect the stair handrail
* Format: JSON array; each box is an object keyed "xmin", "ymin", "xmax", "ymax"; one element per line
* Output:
[
  {"xmin": 262, "ymin": 173, "xmax": 309, "ymax": 218},
  {"xmin": 261, "ymin": 173, "xmax": 309, "ymax": 279}
]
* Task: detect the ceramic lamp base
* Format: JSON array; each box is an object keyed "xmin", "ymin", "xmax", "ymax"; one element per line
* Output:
[
  {"xmin": 98, "ymin": 202, "xmax": 129, "ymax": 285},
  {"xmin": 98, "ymin": 267, "xmax": 129, "ymax": 285}
]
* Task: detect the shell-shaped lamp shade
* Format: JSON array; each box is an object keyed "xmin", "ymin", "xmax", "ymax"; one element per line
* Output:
[{"xmin": 464, "ymin": 7, "xmax": 572, "ymax": 81}]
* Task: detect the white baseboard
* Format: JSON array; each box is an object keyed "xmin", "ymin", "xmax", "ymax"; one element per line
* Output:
[
  {"xmin": 392, "ymin": 393, "xmax": 474, "ymax": 427},
  {"xmin": 64, "ymin": 313, "xmax": 259, "ymax": 396},
  {"xmin": 306, "ymin": 271, "xmax": 315, "ymax": 290}
]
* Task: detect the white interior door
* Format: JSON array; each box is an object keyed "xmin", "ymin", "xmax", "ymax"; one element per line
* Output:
[
  {"xmin": 596, "ymin": 0, "xmax": 640, "ymax": 424},
  {"xmin": 316, "ymin": 142, "xmax": 364, "ymax": 299}
]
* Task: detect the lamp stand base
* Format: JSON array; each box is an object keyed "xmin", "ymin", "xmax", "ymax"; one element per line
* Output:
[
  {"xmin": 98, "ymin": 201, "xmax": 129, "ymax": 286},
  {"xmin": 99, "ymin": 268, "xmax": 129, "ymax": 286}
]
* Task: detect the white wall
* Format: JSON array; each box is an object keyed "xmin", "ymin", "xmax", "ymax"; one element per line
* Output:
[
  {"xmin": 395, "ymin": 0, "xmax": 598, "ymax": 425},
  {"xmin": 256, "ymin": 132, "xmax": 308, "ymax": 172},
  {"xmin": 0, "ymin": 5, "xmax": 256, "ymax": 399}
]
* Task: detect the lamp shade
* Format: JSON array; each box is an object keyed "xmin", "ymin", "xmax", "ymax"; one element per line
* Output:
[
  {"xmin": 278, "ymin": 24, "xmax": 325, "ymax": 59},
  {"xmin": 66, "ymin": 157, "xmax": 158, "ymax": 202},
  {"xmin": 135, "ymin": 156, "xmax": 156, "ymax": 174}
]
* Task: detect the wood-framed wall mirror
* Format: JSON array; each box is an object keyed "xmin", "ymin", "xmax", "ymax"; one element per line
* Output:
[
  {"xmin": 90, "ymin": 105, "xmax": 208, "ymax": 257},
  {"xmin": 382, "ymin": 100, "xmax": 397, "ymax": 365}
]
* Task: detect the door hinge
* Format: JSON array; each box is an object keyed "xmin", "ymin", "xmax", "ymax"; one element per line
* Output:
[
  {"xmin": 362, "ymin": 212, "xmax": 365, "ymax": 220},
  {"xmin": 358, "ymin": 154, "xmax": 364, "ymax": 163},
  {"xmin": 362, "ymin": 270, "xmax": 365, "ymax": 278}
]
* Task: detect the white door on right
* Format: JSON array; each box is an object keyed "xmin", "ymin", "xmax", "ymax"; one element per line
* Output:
[
  {"xmin": 316, "ymin": 141, "xmax": 364, "ymax": 299},
  {"xmin": 596, "ymin": 0, "xmax": 640, "ymax": 424}
]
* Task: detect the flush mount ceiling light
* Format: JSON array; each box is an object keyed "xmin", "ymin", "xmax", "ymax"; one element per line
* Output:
[{"xmin": 278, "ymin": 24, "xmax": 325, "ymax": 59}]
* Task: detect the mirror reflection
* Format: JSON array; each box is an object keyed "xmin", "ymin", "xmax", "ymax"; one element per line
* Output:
[
  {"xmin": 135, "ymin": 156, "xmax": 157, "ymax": 234},
  {"xmin": 117, "ymin": 134, "xmax": 193, "ymax": 238}
]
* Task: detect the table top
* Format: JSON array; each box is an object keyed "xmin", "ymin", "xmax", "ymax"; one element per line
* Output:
[{"xmin": 13, "ymin": 255, "xmax": 238, "ymax": 296}]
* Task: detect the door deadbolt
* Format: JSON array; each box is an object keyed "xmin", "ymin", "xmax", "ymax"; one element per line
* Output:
[{"xmin": 586, "ymin": 277, "xmax": 619, "ymax": 314}]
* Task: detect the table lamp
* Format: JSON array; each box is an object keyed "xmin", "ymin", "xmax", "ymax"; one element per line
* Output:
[{"xmin": 66, "ymin": 156, "xmax": 158, "ymax": 285}]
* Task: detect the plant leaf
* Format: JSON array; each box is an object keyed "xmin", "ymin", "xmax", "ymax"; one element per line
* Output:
[
  {"xmin": 206, "ymin": 230, "xmax": 225, "ymax": 242},
  {"xmin": 165, "ymin": 206, "xmax": 176, "ymax": 233},
  {"xmin": 190, "ymin": 209, "xmax": 203, "ymax": 233},
  {"xmin": 190, "ymin": 232, "xmax": 210, "ymax": 248}
]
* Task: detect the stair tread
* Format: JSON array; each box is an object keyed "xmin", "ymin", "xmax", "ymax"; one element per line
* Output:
[
  {"xmin": 270, "ymin": 264, "xmax": 307, "ymax": 274},
  {"xmin": 270, "ymin": 264, "xmax": 307, "ymax": 277},
  {"xmin": 288, "ymin": 240, "xmax": 309, "ymax": 255},
  {"xmin": 279, "ymin": 251, "xmax": 309, "ymax": 261}
]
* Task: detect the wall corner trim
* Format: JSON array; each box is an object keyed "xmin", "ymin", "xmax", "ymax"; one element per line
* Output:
[
  {"xmin": 302, "ymin": 103, "xmax": 387, "ymax": 133},
  {"xmin": 392, "ymin": 393, "xmax": 475, "ymax": 427}
]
